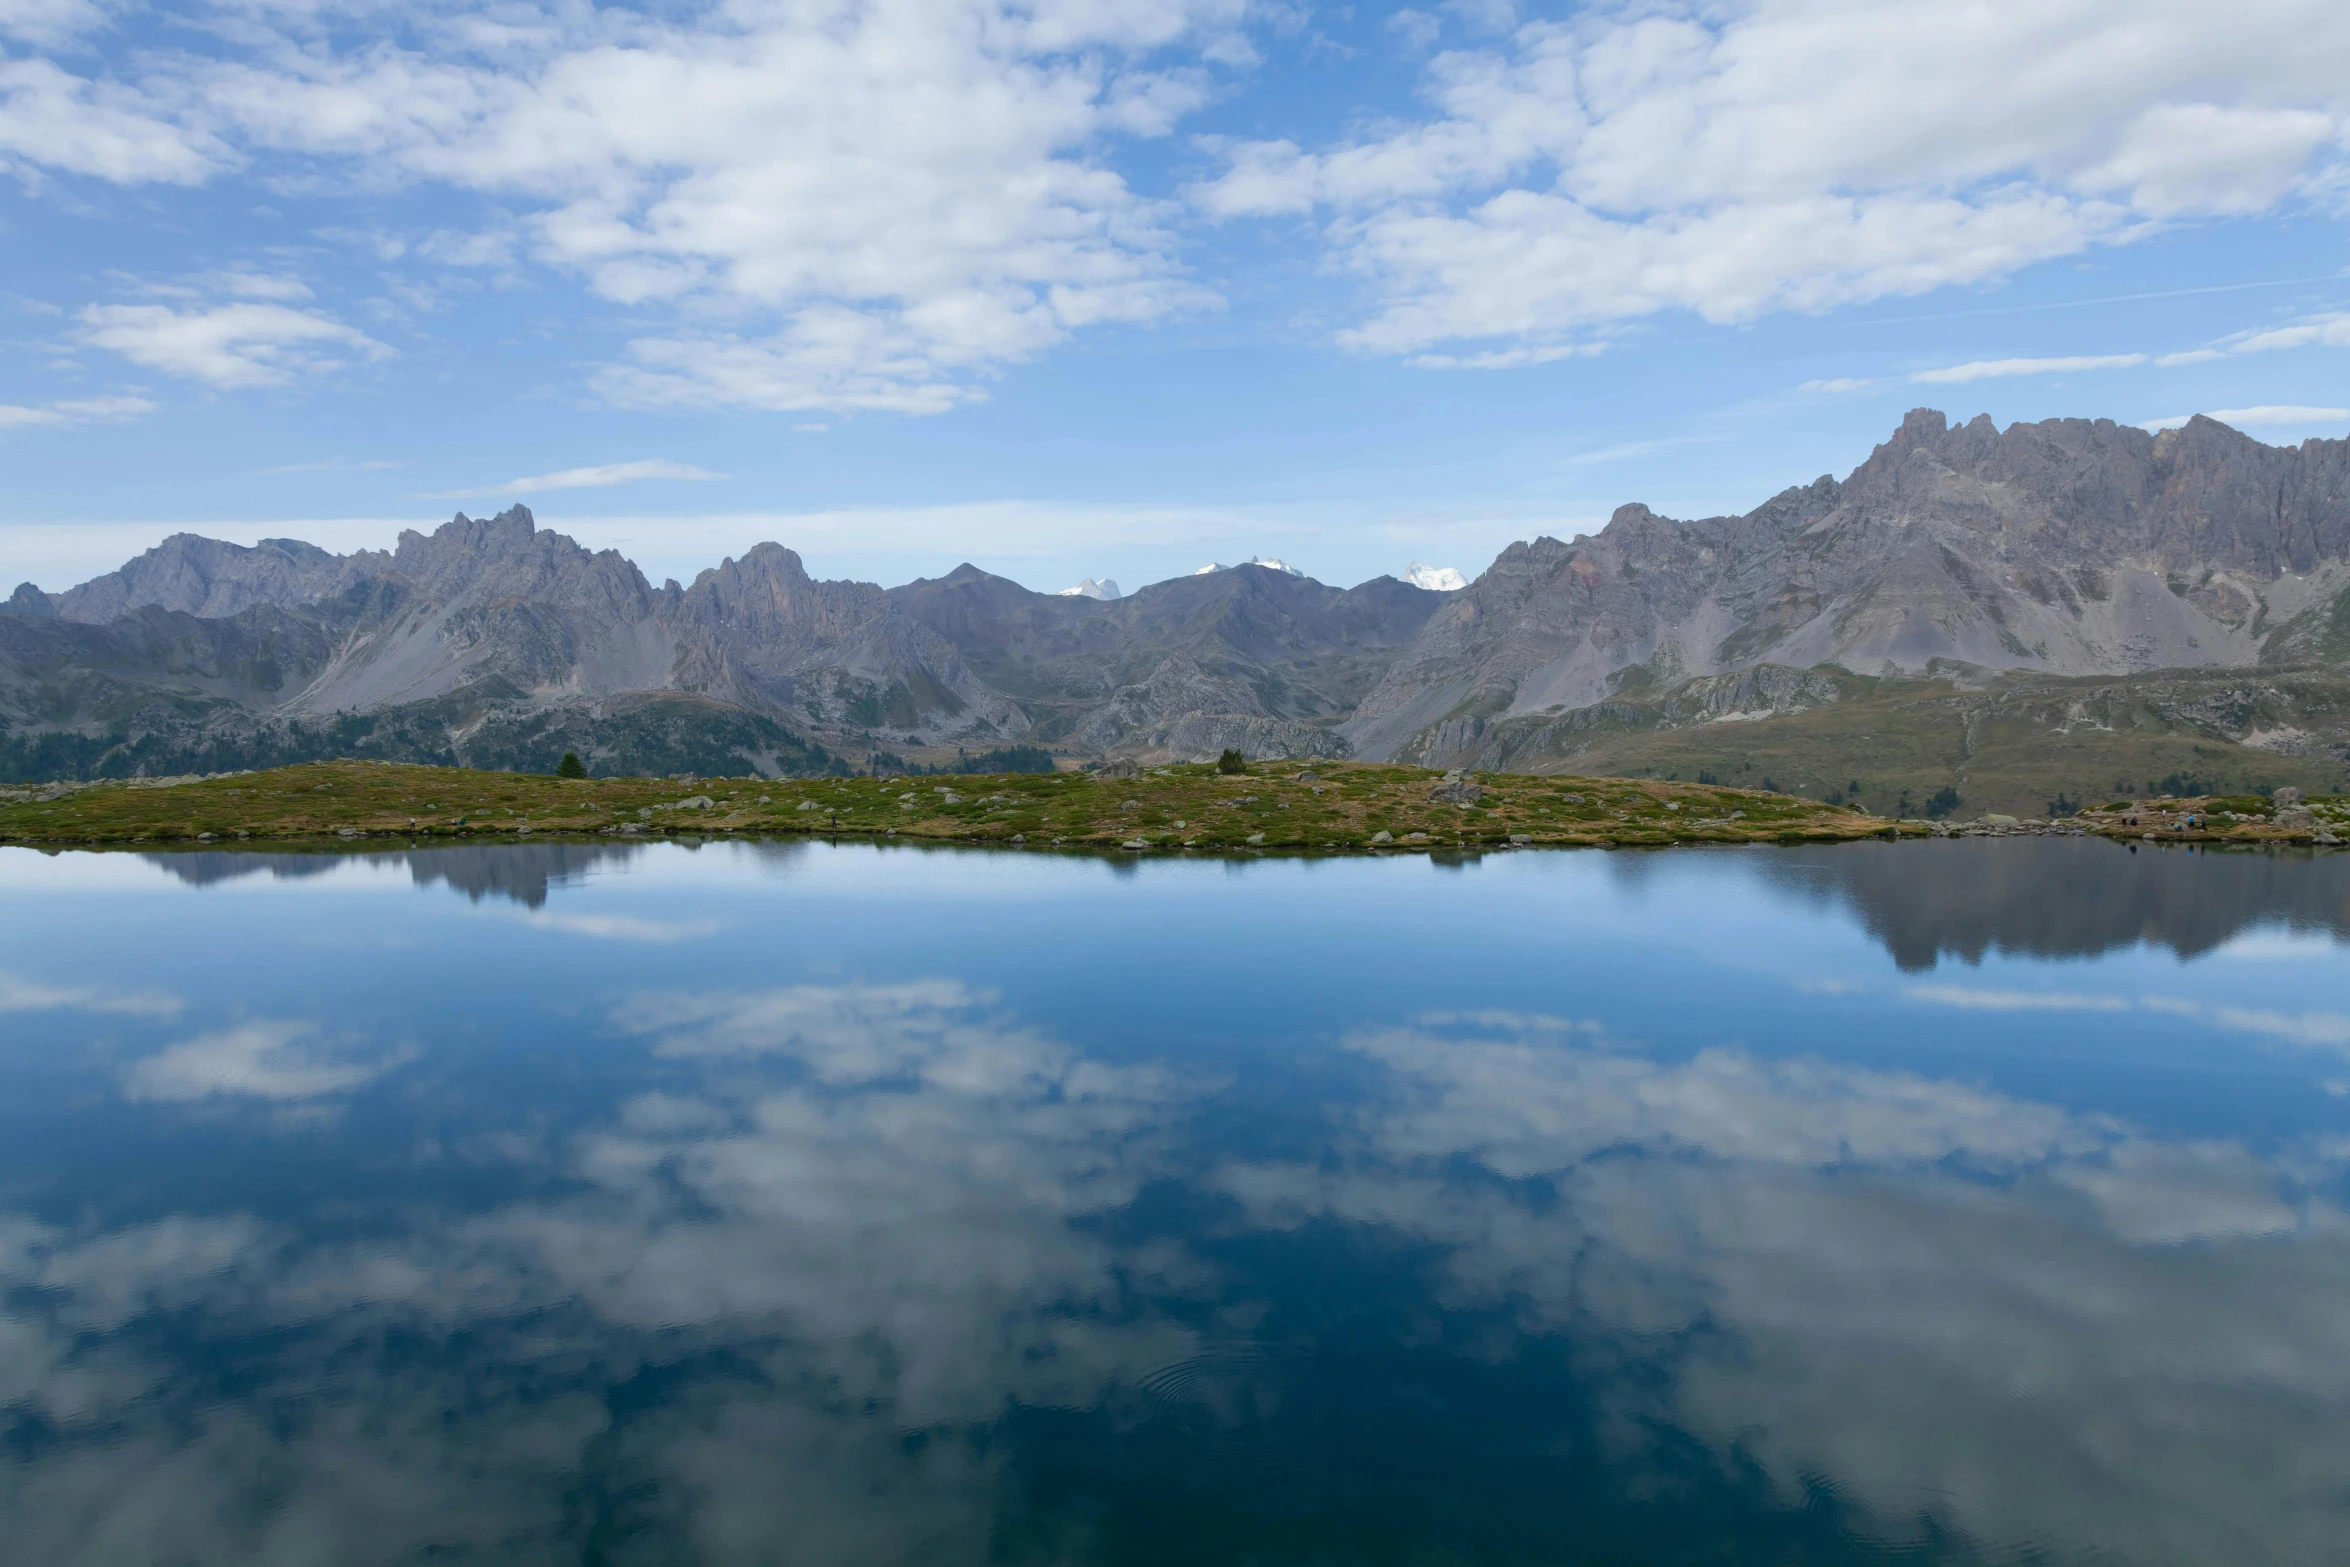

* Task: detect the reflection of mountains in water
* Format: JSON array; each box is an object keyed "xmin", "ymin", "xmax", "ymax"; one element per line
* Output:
[
  {"xmin": 1749, "ymin": 838, "xmax": 2350, "ymax": 970},
  {"xmin": 141, "ymin": 842, "xmax": 661, "ymax": 909}
]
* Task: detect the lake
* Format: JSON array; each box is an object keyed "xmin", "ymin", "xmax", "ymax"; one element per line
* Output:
[{"xmin": 4, "ymin": 837, "xmax": 2348, "ymax": 1565}]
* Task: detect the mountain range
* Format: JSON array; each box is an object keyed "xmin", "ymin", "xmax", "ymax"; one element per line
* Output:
[{"xmin": 6, "ymin": 409, "xmax": 2349, "ymax": 808}]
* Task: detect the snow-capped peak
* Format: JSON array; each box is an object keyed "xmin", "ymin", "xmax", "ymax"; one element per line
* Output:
[
  {"xmin": 1197, "ymin": 556, "xmax": 1303, "ymax": 577},
  {"xmin": 1403, "ymin": 562, "xmax": 1467, "ymax": 592},
  {"xmin": 1056, "ymin": 577, "xmax": 1120, "ymax": 600}
]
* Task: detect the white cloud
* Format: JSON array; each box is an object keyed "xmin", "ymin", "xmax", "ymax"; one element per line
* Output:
[
  {"xmin": 0, "ymin": 0, "xmax": 109, "ymax": 46},
  {"xmin": 1405, "ymin": 341, "xmax": 1600, "ymax": 370},
  {"xmin": 0, "ymin": 393, "xmax": 153, "ymax": 432},
  {"xmin": 1797, "ymin": 377, "xmax": 1875, "ymax": 394},
  {"xmin": 0, "ymin": 56, "xmax": 216, "ymax": 182},
  {"xmin": 2205, "ymin": 309, "xmax": 2350, "ymax": 356},
  {"xmin": 58, "ymin": 0, "xmax": 1248, "ymax": 414},
  {"xmin": 1386, "ymin": 9, "xmax": 1441, "ymax": 53},
  {"xmin": 76, "ymin": 300, "xmax": 389, "ymax": 388},
  {"xmin": 1910, "ymin": 352, "xmax": 2148, "ymax": 383},
  {"xmin": 1196, "ymin": 0, "xmax": 2350, "ymax": 359},
  {"xmin": 122, "ymin": 1019, "xmax": 409, "ymax": 1102},
  {"xmin": 427, "ymin": 458, "xmax": 725, "ymax": 499},
  {"xmin": 2139, "ymin": 405, "xmax": 2350, "ymax": 433}
]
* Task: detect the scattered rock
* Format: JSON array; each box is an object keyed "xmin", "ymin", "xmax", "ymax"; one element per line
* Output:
[
  {"xmin": 2275, "ymin": 786, "xmax": 2305, "ymax": 808},
  {"xmin": 1246, "ymin": 832, "xmax": 1265, "ymax": 845},
  {"xmin": 1097, "ymin": 758, "xmax": 1140, "ymax": 780},
  {"xmin": 1370, "ymin": 829, "xmax": 1393, "ymax": 844},
  {"xmin": 1295, "ymin": 769, "xmax": 1322, "ymax": 783},
  {"xmin": 796, "ymin": 799, "xmax": 821, "ymax": 811},
  {"xmin": 1430, "ymin": 778, "xmax": 1484, "ymax": 805},
  {"xmin": 1509, "ymin": 833, "xmax": 1532, "ymax": 846},
  {"xmin": 1122, "ymin": 838, "xmax": 1150, "ymax": 850}
]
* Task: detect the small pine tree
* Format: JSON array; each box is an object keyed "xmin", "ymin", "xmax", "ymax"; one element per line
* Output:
[
  {"xmin": 1216, "ymin": 749, "xmax": 1248, "ymax": 775},
  {"xmin": 556, "ymin": 751, "xmax": 588, "ymax": 778}
]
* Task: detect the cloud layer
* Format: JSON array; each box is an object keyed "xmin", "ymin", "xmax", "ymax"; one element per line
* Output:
[{"xmin": 1196, "ymin": 0, "xmax": 2350, "ymax": 358}]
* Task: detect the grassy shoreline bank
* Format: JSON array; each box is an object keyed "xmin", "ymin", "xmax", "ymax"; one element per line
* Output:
[{"xmin": 1, "ymin": 760, "xmax": 2340, "ymax": 853}]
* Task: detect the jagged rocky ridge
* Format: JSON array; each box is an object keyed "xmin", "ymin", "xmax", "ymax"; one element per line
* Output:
[
  {"xmin": 5, "ymin": 409, "xmax": 2349, "ymax": 784},
  {"xmin": 1, "ymin": 508, "xmax": 1445, "ymax": 777},
  {"xmin": 1347, "ymin": 409, "xmax": 2350, "ymax": 770}
]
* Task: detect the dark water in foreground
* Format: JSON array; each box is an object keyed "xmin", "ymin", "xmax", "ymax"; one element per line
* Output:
[{"xmin": 4, "ymin": 837, "xmax": 2350, "ymax": 1566}]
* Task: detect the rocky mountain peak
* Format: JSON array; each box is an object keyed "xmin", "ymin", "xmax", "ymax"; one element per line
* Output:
[
  {"xmin": 51, "ymin": 533, "xmax": 356, "ymax": 624},
  {"xmin": 4, "ymin": 583, "xmax": 55, "ymax": 617}
]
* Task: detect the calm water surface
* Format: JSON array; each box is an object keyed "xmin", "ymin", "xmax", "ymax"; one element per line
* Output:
[{"xmin": 4, "ymin": 838, "xmax": 2350, "ymax": 1566}]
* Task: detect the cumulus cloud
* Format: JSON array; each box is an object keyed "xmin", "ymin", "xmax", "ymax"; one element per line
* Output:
[
  {"xmin": 1195, "ymin": 0, "xmax": 2350, "ymax": 359},
  {"xmin": 0, "ymin": 56, "xmax": 216, "ymax": 182},
  {"xmin": 75, "ymin": 300, "xmax": 390, "ymax": 388},
  {"xmin": 11, "ymin": 0, "xmax": 1243, "ymax": 413},
  {"xmin": 0, "ymin": 0, "xmax": 110, "ymax": 46}
]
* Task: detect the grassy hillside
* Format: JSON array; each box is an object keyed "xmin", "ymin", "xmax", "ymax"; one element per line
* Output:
[{"xmin": 1470, "ymin": 666, "xmax": 2350, "ymax": 819}]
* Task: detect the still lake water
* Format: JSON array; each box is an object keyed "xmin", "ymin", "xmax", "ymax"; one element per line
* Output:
[{"xmin": 5, "ymin": 837, "xmax": 2350, "ymax": 1566}]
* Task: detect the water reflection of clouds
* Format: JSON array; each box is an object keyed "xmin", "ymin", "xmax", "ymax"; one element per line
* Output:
[
  {"xmin": 12, "ymin": 982, "xmax": 2350, "ymax": 1562},
  {"xmin": 1215, "ymin": 1011, "xmax": 2350, "ymax": 1565},
  {"xmin": 1, "ymin": 980, "xmax": 1211, "ymax": 1563},
  {"xmin": 0, "ymin": 971, "xmax": 182, "ymax": 1018},
  {"xmin": 1906, "ymin": 983, "xmax": 2350, "ymax": 1053},
  {"xmin": 122, "ymin": 1019, "xmax": 413, "ymax": 1103},
  {"xmin": 516, "ymin": 910, "xmax": 722, "ymax": 943}
]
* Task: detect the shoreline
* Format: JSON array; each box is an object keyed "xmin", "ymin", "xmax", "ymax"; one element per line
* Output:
[{"xmin": 2, "ymin": 760, "xmax": 2342, "ymax": 855}]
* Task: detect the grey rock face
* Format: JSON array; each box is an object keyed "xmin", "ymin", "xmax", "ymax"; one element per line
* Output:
[
  {"xmin": 4, "ymin": 583, "xmax": 56, "ymax": 618},
  {"xmin": 54, "ymin": 534, "xmax": 360, "ymax": 624},
  {"xmin": 1347, "ymin": 409, "xmax": 2350, "ymax": 764},
  {"xmin": 889, "ymin": 561, "xmax": 1442, "ymax": 757}
]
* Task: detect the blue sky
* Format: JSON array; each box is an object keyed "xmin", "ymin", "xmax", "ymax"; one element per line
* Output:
[{"xmin": 4, "ymin": 0, "xmax": 2349, "ymax": 596}]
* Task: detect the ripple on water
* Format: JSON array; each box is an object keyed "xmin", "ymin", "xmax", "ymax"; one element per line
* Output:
[{"xmin": 1134, "ymin": 1344, "xmax": 1329, "ymax": 1468}]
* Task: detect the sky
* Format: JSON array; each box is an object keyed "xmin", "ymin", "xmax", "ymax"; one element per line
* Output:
[{"xmin": 4, "ymin": 0, "xmax": 2350, "ymax": 597}]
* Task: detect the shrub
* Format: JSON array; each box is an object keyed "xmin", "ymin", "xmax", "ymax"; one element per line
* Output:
[
  {"xmin": 1216, "ymin": 749, "xmax": 1248, "ymax": 775},
  {"xmin": 555, "ymin": 751, "xmax": 588, "ymax": 778},
  {"xmin": 1924, "ymin": 785, "xmax": 1962, "ymax": 818}
]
